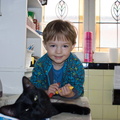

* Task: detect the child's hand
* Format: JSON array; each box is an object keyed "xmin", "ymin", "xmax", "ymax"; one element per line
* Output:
[
  {"xmin": 47, "ymin": 83, "xmax": 59, "ymax": 96},
  {"xmin": 58, "ymin": 84, "xmax": 75, "ymax": 98}
]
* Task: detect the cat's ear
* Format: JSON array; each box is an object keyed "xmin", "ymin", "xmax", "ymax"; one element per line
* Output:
[
  {"xmin": 22, "ymin": 76, "xmax": 35, "ymax": 91},
  {"xmin": 0, "ymin": 105, "xmax": 16, "ymax": 117}
]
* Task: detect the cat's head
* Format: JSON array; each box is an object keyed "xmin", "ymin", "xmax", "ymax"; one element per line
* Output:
[{"xmin": 0, "ymin": 76, "xmax": 57, "ymax": 120}]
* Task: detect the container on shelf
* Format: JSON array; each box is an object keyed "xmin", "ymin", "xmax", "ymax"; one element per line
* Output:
[
  {"xmin": 26, "ymin": 50, "xmax": 34, "ymax": 68},
  {"xmin": 28, "ymin": 11, "xmax": 35, "ymax": 19}
]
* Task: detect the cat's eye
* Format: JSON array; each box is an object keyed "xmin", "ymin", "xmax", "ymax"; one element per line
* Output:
[
  {"xmin": 34, "ymin": 95, "xmax": 38, "ymax": 101},
  {"xmin": 25, "ymin": 108, "xmax": 29, "ymax": 111}
]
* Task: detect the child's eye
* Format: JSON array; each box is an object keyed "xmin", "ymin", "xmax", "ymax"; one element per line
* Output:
[
  {"xmin": 50, "ymin": 45, "xmax": 55, "ymax": 47},
  {"xmin": 63, "ymin": 45, "xmax": 68, "ymax": 48}
]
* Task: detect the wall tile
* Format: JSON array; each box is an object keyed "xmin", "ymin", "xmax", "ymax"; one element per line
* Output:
[
  {"xmin": 85, "ymin": 69, "xmax": 89, "ymax": 75},
  {"xmin": 103, "ymin": 105, "xmax": 118, "ymax": 119},
  {"xmin": 84, "ymin": 90, "xmax": 89, "ymax": 98},
  {"xmin": 89, "ymin": 76, "xmax": 103, "ymax": 90},
  {"xmin": 103, "ymin": 91, "xmax": 113, "ymax": 105},
  {"xmin": 104, "ymin": 70, "xmax": 114, "ymax": 75},
  {"xmin": 89, "ymin": 70, "xmax": 104, "ymax": 75},
  {"xmin": 84, "ymin": 76, "xmax": 89, "ymax": 89},
  {"xmin": 90, "ymin": 105, "xmax": 103, "ymax": 119},
  {"xmin": 89, "ymin": 90, "xmax": 103, "ymax": 104},
  {"xmin": 103, "ymin": 76, "xmax": 114, "ymax": 90},
  {"xmin": 117, "ymin": 106, "xmax": 120, "ymax": 119}
]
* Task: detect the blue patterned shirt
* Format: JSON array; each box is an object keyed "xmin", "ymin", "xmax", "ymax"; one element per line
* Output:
[{"xmin": 30, "ymin": 52, "xmax": 84, "ymax": 99}]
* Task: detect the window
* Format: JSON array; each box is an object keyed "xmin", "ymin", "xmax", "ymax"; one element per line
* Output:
[
  {"xmin": 42, "ymin": 0, "xmax": 84, "ymax": 51},
  {"xmin": 96, "ymin": 0, "xmax": 120, "ymax": 52},
  {"xmin": 43, "ymin": 0, "xmax": 120, "ymax": 53}
]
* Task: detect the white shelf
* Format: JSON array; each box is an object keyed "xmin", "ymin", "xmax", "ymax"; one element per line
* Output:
[
  {"xmin": 0, "ymin": 67, "xmax": 33, "ymax": 72},
  {"xmin": 25, "ymin": 67, "xmax": 34, "ymax": 72},
  {"xmin": 27, "ymin": 25, "xmax": 42, "ymax": 38},
  {"xmin": 28, "ymin": 0, "xmax": 42, "ymax": 8}
]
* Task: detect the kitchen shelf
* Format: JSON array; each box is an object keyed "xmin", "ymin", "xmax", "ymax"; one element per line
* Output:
[
  {"xmin": 27, "ymin": 25, "xmax": 42, "ymax": 38},
  {"xmin": 28, "ymin": 0, "xmax": 42, "ymax": 8}
]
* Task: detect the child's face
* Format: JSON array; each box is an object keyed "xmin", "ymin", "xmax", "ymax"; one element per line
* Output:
[{"xmin": 44, "ymin": 39, "xmax": 75, "ymax": 65}]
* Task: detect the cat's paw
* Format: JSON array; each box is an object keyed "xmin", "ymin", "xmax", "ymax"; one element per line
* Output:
[
  {"xmin": 72, "ymin": 106, "xmax": 90, "ymax": 115},
  {"xmin": 83, "ymin": 107, "xmax": 90, "ymax": 115}
]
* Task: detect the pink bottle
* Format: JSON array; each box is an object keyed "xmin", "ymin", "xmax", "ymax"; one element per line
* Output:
[{"xmin": 84, "ymin": 32, "xmax": 93, "ymax": 62}]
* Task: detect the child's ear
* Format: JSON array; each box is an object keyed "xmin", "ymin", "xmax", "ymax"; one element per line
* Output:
[{"xmin": 72, "ymin": 43, "xmax": 76, "ymax": 50}]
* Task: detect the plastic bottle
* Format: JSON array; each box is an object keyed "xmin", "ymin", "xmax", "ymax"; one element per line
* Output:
[{"xmin": 84, "ymin": 32, "xmax": 93, "ymax": 62}]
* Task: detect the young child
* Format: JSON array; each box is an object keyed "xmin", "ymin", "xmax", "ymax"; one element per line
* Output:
[{"xmin": 30, "ymin": 19, "xmax": 84, "ymax": 99}]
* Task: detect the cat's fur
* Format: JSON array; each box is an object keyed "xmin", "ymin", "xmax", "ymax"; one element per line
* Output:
[{"xmin": 0, "ymin": 76, "xmax": 90, "ymax": 120}]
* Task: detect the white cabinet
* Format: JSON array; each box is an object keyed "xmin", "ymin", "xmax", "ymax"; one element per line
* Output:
[{"xmin": 0, "ymin": 0, "xmax": 43, "ymax": 94}]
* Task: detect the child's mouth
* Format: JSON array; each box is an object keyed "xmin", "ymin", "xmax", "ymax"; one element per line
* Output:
[{"xmin": 55, "ymin": 56, "xmax": 63, "ymax": 59}]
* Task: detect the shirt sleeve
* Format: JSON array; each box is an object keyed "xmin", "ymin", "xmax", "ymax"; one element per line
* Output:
[
  {"xmin": 30, "ymin": 61, "xmax": 47, "ymax": 89},
  {"xmin": 72, "ymin": 60, "xmax": 84, "ymax": 98},
  {"xmin": 62, "ymin": 54, "xmax": 85, "ymax": 99}
]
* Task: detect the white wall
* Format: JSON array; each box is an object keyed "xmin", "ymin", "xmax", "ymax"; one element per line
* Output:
[{"xmin": 74, "ymin": 52, "xmax": 120, "ymax": 63}]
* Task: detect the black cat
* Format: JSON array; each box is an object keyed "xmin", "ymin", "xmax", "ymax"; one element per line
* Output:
[{"xmin": 0, "ymin": 76, "xmax": 90, "ymax": 120}]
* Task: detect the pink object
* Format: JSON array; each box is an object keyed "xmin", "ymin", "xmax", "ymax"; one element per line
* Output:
[{"xmin": 84, "ymin": 32, "xmax": 93, "ymax": 62}]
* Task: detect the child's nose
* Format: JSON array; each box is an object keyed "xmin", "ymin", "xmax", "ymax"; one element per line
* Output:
[{"xmin": 56, "ymin": 47, "xmax": 62, "ymax": 53}]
